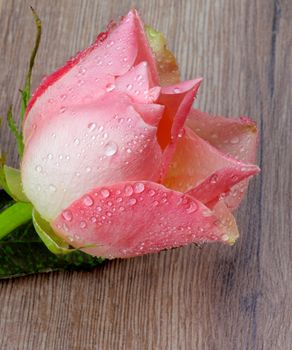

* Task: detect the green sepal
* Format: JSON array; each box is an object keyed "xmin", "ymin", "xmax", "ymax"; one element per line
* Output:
[
  {"xmin": 32, "ymin": 209, "xmax": 76, "ymax": 255},
  {"xmin": 20, "ymin": 7, "xmax": 42, "ymax": 120},
  {"xmin": 7, "ymin": 106, "xmax": 24, "ymax": 157},
  {"xmin": 3, "ymin": 165, "xmax": 29, "ymax": 202},
  {"xmin": 0, "ymin": 202, "xmax": 33, "ymax": 240}
]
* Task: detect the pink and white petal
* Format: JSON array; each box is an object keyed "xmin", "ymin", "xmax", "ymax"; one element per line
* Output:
[
  {"xmin": 157, "ymin": 79, "xmax": 202, "ymax": 178},
  {"xmin": 52, "ymin": 181, "xmax": 239, "ymax": 258},
  {"xmin": 115, "ymin": 61, "xmax": 154, "ymax": 103},
  {"xmin": 163, "ymin": 127, "xmax": 259, "ymax": 206},
  {"xmin": 132, "ymin": 10, "xmax": 159, "ymax": 85},
  {"xmin": 132, "ymin": 103, "xmax": 165, "ymax": 127},
  {"xmin": 23, "ymin": 10, "xmax": 158, "ymax": 142},
  {"xmin": 22, "ymin": 91, "xmax": 162, "ymax": 221},
  {"xmin": 186, "ymin": 109, "xmax": 258, "ymax": 163}
]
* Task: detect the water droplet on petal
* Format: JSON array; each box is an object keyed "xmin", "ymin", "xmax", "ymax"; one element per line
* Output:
[
  {"xmin": 60, "ymin": 106, "xmax": 66, "ymax": 113},
  {"xmin": 124, "ymin": 185, "xmax": 133, "ymax": 196},
  {"xmin": 88, "ymin": 122, "xmax": 96, "ymax": 132},
  {"xmin": 105, "ymin": 83, "xmax": 115, "ymax": 92},
  {"xmin": 186, "ymin": 202, "xmax": 198, "ymax": 214},
  {"xmin": 210, "ymin": 174, "xmax": 218, "ymax": 184},
  {"xmin": 83, "ymin": 195, "xmax": 94, "ymax": 207},
  {"xmin": 128, "ymin": 198, "xmax": 137, "ymax": 206},
  {"xmin": 104, "ymin": 141, "xmax": 118, "ymax": 156},
  {"xmin": 134, "ymin": 182, "xmax": 145, "ymax": 193},
  {"xmin": 35, "ymin": 165, "xmax": 42, "ymax": 173},
  {"xmin": 74, "ymin": 138, "xmax": 80, "ymax": 145},
  {"xmin": 49, "ymin": 184, "xmax": 57, "ymax": 192},
  {"xmin": 62, "ymin": 210, "xmax": 73, "ymax": 222},
  {"xmin": 174, "ymin": 87, "xmax": 181, "ymax": 93},
  {"xmin": 101, "ymin": 188, "xmax": 110, "ymax": 198},
  {"xmin": 148, "ymin": 189, "xmax": 156, "ymax": 196},
  {"xmin": 90, "ymin": 216, "xmax": 97, "ymax": 223},
  {"xmin": 80, "ymin": 221, "xmax": 87, "ymax": 229}
]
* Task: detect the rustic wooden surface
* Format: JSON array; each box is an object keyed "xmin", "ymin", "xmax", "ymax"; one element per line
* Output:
[{"xmin": 0, "ymin": 0, "xmax": 291, "ymax": 349}]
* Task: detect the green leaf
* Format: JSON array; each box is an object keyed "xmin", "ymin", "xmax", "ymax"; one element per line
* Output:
[
  {"xmin": 32, "ymin": 209, "xmax": 75, "ymax": 255},
  {"xmin": 3, "ymin": 165, "xmax": 29, "ymax": 202},
  {"xmin": 0, "ymin": 190, "xmax": 104, "ymax": 279}
]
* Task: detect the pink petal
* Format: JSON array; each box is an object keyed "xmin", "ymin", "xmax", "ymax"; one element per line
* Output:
[
  {"xmin": 115, "ymin": 61, "xmax": 154, "ymax": 103},
  {"xmin": 163, "ymin": 127, "xmax": 259, "ymax": 208},
  {"xmin": 186, "ymin": 109, "xmax": 259, "ymax": 209},
  {"xmin": 156, "ymin": 79, "xmax": 202, "ymax": 178},
  {"xmin": 52, "ymin": 181, "xmax": 239, "ymax": 258},
  {"xmin": 186, "ymin": 109, "xmax": 258, "ymax": 163},
  {"xmin": 23, "ymin": 10, "xmax": 158, "ymax": 143},
  {"xmin": 21, "ymin": 91, "xmax": 162, "ymax": 221},
  {"xmin": 132, "ymin": 103, "xmax": 165, "ymax": 127}
]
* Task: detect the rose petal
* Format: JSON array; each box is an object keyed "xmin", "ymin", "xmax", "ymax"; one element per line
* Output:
[
  {"xmin": 163, "ymin": 127, "xmax": 259, "ymax": 207},
  {"xmin": 132, "ymin": 103, "xmax": 165, "ymax": 127},
  {"xmin": 115, "ymin": 61, "xmax": 154, "ymax": 103},
  {"xmin": 23, "ymin": 10, "xmax": 158, "ymax": 143},
  {"xmin": 186, "ymin": 109, "xmax": 258, "ymax": 163},
  {"xmin": 157, "ymin": 79, "xmax": 202, "ymax": 178},
  {"xmin": 22, "ymin": 91, "xmax": 162, "ymax": 220},
  {"xmin": 186, "ymin": 109, "xmax": 259, "ymax": 209},
  {"xmin": 52, "ymin": 181, "xmax": 239, "ymax": 258}
]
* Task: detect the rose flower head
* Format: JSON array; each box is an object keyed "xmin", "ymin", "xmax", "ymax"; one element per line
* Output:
[{"xmin": 21, "ymin": 10, "xmax": 260, "ymax": 258}]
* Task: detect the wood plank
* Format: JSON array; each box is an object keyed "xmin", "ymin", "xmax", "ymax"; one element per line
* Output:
[{"xmin": 0, "ymin": 0, "xmax": 291, "ymax": 349}]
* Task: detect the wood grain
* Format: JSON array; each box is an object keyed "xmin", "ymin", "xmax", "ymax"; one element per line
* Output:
[{"xmin": 0, "ymin": 0, "xmax": 291, "ymax": 349}]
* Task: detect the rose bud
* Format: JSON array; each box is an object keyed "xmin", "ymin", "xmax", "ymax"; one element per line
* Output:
[{"xmin": 21, "ymin": 10, "xmax": 260, "ymax": 258}]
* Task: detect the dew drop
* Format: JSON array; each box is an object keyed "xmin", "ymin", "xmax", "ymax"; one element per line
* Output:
[
  {"xmin": 80, "ymin": 221, "xmax": 87, "ymax": 229},
  {"xmin": 148, "ymin": 189, "xmax": 156, "ymax": 196},
  {"xmin": 90, "ymin": 216, "xmax": 97, "ymax": 223},
  {"xmin": 83, "ymin": 195, "xmax": 94, "ymax": 207},
  {"xmin": 49, "ymin": 184, "xmax": 57, "ymax": 192},
  {"xmin": 222, "ymin": 234, "xmax": 229, "ymax": 242},
  {"xmin": 126, "ymin": 83, "xmax": 133, "ymax": 91},
  {"xmin": 101, "ymin": 188, "xmax": 110, "ymax": 198},
  {"xmin": 62, "ymin": 210, "xmax": 73, "ymax": 222},
  {"xmin": 74, "ymin": 138, "xmax": 80, "ymax": 145},
  {"xmin": 86, "ymin": 167, "xmax": 91, "ymax": 173},
  {"xmin": 186, "ymin": 202, "xmax": 198, "ymax": 214},
  {"xmin": 47, "ymin": 153, "xmax": 53, "ymax": 160},
  {"xmin": 104, "ymin": 141, "xmax": 118, "ymax": 156},
  {"xmin": 88, "ymin": 122, "xmax": 96, "ymax": 132},
  {"xmin": 35, "ymin": 165, "xmax": 42, "ymax": 173},
  {"xmin": 174, "ymin": 87, "xmax": 181, "ymax": 93},
  {"xmin": 128, "ymin": 198, "xmax": 137, "ymax": 206},
  {"xmin": 210, "ymin": 174, "xmax": 218, "ymax": 184},
  {"xmin": 105, "ymin": 83, "xmax": 115, "ymax": 92},
  {"xmin": 136, "ymin": 74, "xmax": 143, "ymax": 82},
  {"xmin": 153, "ymin": 200, "xmax": 159, "ymax": 206},
  {"xmin": 124, "ymin": 185, "xmax": 133, "ymax": 196},
  {"xmin": 134, "ymin": 182, "xmax": 145, "ymax": 193}
]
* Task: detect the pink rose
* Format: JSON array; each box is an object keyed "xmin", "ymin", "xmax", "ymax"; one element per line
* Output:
[{"xmin": 21, "ymin": 10, "xmax": 259, "ymax": 258}]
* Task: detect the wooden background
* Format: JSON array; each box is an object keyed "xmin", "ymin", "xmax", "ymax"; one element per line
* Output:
[{"xmin": 0, "ymin": 0, "xmax": 291, "ymax": 349}]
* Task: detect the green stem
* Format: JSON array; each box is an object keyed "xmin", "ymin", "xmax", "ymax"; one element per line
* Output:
[{"xmin": 0, "ymin": 202, "xmax": 32, "ymax": 240}]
